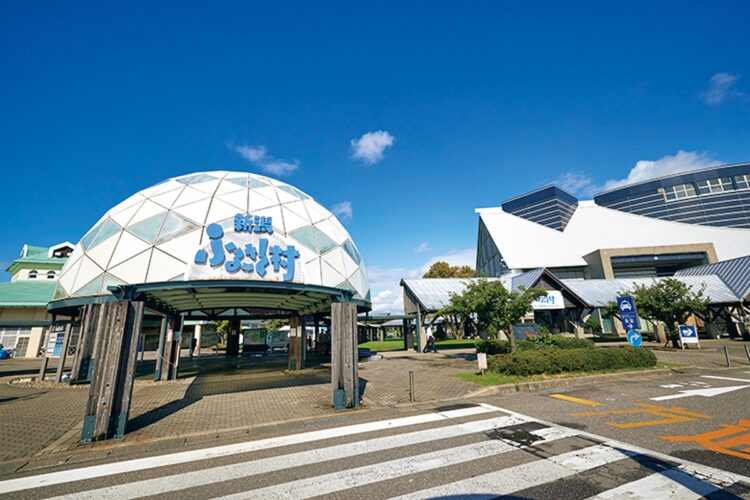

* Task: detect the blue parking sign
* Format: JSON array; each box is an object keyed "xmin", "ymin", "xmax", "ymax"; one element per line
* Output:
[
  {"xmin": 626, "ymin": 329, "xmax": 642, "ymax": 347},
  {"xmin": 616, "ymin": 296, "xmax": 640, "ymax": 330}
]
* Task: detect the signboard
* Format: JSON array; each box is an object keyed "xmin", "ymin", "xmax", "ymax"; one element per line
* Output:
[
  {"xmin": 616, "ymin": 295, "xmax": 640, "ymax": 331},
  {"xmin": 188, "ymin": 214, "xmax": 302, "ymax": 282},
  {"xmin": 46, "ymin": 325, "xmax": 66, "ymax": 358},
  {"xmin": 678, "ymin": 325, "xmax": 699, "ymax": 347},
  {"xmin": 626, "ymin": 329, "xmax": 643, "ymax": 347},
  {"xmin": 531, "ymin": 291, "xmax": 565, "ymax": 310},
  {"xmin": 477, "ymin": 352, "xmax": 488, "ymax": 373}
]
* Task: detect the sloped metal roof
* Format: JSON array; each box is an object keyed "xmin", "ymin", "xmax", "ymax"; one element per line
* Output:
[
  {"xmin": 676, "ymin": 255, "xmax": 750, "ymax": 301},
  {"xmin": 0, "ymin": 281, "xmax": 57, "ymax": 307},
  {"xmin": 401, "ymin": 277, "xmax": 508, "ymax": 311},
  {"xmin": 511, "ymin": 268, "xmax": 545, "ymax": 291},
  {"xmin": 561, "ymin": 275, "xmax": 740, "ymax": 307},
  {"xmin": 476, "ymin": 201, "xmax": 750, "ymax": 270}
]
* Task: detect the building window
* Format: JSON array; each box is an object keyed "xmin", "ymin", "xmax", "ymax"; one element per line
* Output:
[
  {"xmin": 47, "ymin": 270, "xmax": 56, "ymax": 279},
  {"xmin": 0, "ymin": 327, "xmax": 32, "ymax": 352},
  {"xmin": 696, "ymin": 177, "xmax": 734, "ymax": 195},
  {"xmin": 28, "ymin": 270, "xmax": 38, "ymax": 279},
  {"xmin": 736, "ymin": 174, "xmax": 750, "ymax": 190},
  {"xmin": 663, "ymin": 183, "xmax": 697, "ymax": 201}
]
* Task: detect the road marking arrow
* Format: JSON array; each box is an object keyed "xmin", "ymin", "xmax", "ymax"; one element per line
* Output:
[{"xmin": 651, "ymin": 385, "xmax": 750, "ymax": 401}]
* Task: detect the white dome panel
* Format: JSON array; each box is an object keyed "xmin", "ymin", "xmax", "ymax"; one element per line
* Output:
[
  {"xmin": 110, "ymin": 200, "xmax": 144, "ymax": 227},
  {"xmin": 109, "ymin": 231, "xmax": 152, "ymax": 268},
  {"xmin": 55, "ymin": 170, "xmax": 369, "ymax": 302},
  {"xmin": 217, "ymin": 189, "xmax": 249, "ymax": 213},
  {"xmin": 174, "ymin": 186, "xmax": 210, "ymax": 207}
]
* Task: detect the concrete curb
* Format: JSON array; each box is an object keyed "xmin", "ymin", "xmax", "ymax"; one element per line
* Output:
[{"xmin": 462, "ymin": 368, "xmax": 675, "ymax": 398}]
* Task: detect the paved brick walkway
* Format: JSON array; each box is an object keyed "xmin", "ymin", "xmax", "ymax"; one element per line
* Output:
[{"xmin": 0, "ymin": 349, "xmax": 479, "ymax": 464}]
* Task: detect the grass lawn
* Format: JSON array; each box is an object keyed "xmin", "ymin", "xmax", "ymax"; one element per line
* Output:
[
  {"xmin": 455, "ymin": 361, "xmax": 685, "ymax": 387},
  {"xmin": 358, "ymin": 338, "xmax": 478, "ymax": 351}
]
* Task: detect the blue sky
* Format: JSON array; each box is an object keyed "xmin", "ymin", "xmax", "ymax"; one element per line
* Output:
[{"xmin": 1, "ymin": 1, "xmax": 749, "ymax": 312}]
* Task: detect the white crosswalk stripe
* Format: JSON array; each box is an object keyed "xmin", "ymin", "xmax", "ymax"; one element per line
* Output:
[
  {"xmin": 0, "ymin": 403, "xmax": 747, "ymax": 500},
  {"xmin": 0, "ymin": 404, "xmax": 494, "ymax": 494}
]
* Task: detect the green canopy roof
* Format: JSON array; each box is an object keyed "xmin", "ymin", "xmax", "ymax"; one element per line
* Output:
[{"xmin": 0, "ymin": 280, "xmax": 57, "ymax": 307}]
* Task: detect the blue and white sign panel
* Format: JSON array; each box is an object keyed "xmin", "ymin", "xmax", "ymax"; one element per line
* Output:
[
  {"xmin": 678, "ymin": 325, "xmax": 699, "ymax": 345},
  {"xmin": 626, "ymin": 329, "xmax": 642, "ymax": 347},
  {"xmin": 616, "ymin": 295, "xmax": 640, "ymax": 331}
]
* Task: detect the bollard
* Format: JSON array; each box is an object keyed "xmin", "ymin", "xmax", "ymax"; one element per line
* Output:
[
  {"xmin": 724, "ymin": 346, "xmax": 732, "ymax": 367},
  {"xmin": 745, "ymin": 344, "xmax": 750, "ymax": 364},
  {"xmin": 408, "ymin": 369, "xmax": 415, "ymax": 402}
]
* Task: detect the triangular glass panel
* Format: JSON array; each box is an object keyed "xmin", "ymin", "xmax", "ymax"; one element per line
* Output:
[
  {"xmin": 341, "ymin": 239, "xmax": 362, "ymax": 265},
  {"xmin": 290, "ymin": 226, "xmax": 338, "ymax": 254},
  {"xmin": 74, "ymin": 274, "xmax": 105, "ymax": 297},
  {"xmin": 81, "ymin": 218, "xmax": 121, "ymax": 251},
  {"xmin": 127, "ymin": 212, "xmax": 167, "ymax": 244},
  {"xmin": 249, "ymin": 177, "xmax": 269, "ymax": 188},
  {"xmin": 157, "ymin": 212, "xmax": 200, "ymax": 244},
  {"xmin": 225, "ymin": 176, "xmax": 248, "ymax": 188},
  {"xmin": 335, "ymin": 279, "xmax": 358, "ymax": 295},
  {"xmin": 278, "ymin": 184, "xmax": 310, "ymax": 200},
  {"xmin": 176, "ymin": 173, "xmax": 217, "ymax": 185}
]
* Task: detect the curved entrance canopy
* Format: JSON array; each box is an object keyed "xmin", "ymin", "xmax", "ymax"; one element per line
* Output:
[
  {"xmin": 49, "ymin": 170, "xmax": 371, "ymax": 312},
  {"xmin": 47, "ymin": 171, "xmax": 369, "ymax": 442}
]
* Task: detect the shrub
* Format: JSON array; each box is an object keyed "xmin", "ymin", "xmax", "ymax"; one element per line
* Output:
[
  {"xmin": 477, "ymin": 334, "xmax": 594, "ymax": 354},
  {"xmin": 488, "ymin": 346, "xmax": 657, "ymax": 377},
  {"xmin": 476, "ymin": 340, "xmax": 511, "ymax": 355},
  {"xmin": 518, "ymin": 334, "xmax": 595, "ymax": 351}
]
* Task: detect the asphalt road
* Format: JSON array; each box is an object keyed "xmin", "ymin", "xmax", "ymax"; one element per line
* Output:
[
  {"xmin": 1, "ymin": 391, "xmax": 748, "ymax": 498},
  {"xmin": 485, "ymin": 366, "xmax": 750, "ymax": 478}
]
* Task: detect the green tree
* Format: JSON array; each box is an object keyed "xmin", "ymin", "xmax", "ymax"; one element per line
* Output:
[
  {"xmin": 423, "ymin": 261, "xmax": 477, "ymax": 278},
  {"xmin": 611, "ymin": 278, "xmax": 709, "ymax": 348},
  {"xmin": 263, "ymin": 318, "xmax": 288, "ymax": 332},
  {"xmin": 440, "ymin": 279, "xmax": 545, "ymax": 351},
  {"xmin": 213, "ymin": 320, "xmax": 231, "ymax": 346}
]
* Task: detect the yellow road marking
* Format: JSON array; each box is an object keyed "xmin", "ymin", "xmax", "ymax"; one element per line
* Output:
[{"xmin": 549, "ymin": 394, "xmax": 602, "ymax": 407}]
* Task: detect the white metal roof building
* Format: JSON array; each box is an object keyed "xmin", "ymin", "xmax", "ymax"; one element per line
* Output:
[{"xmin": 477, "ymin": 192, "xmax": 750, "ymax": 280}]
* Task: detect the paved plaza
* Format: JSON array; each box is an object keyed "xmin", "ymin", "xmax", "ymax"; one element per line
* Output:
[{"xmin": 0, "ymin": 340, "xmax": 748, "ymax": 475}]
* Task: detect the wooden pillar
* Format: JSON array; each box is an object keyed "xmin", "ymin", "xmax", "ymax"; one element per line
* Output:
[
  {"xmin": 154, "ymin": 316, "xmax": 168, "ymax": 381},
  {"xmin": 71, "ymin": 304, "xmax": 99, "ymax": 384},
  {"xmin": 54, "ymin": 323, "xmax": 73, "ymax": 383},
  {"xmin": 81, "ymin": 300, "xmax": 144, "ymax": 442},
  {"xmin": 416, "ymin": 309, "xmax": 425, "ymax": 353},
  {"xmin": 193, "ymin": 323, "xmax": 203, "ymax": 358},
  {"xmin": 38, "ymin": 326, "xmax": 51, "ymax": 382},
  {"xmin": 226, "ymin": 317, "xmax": 240, "ymax": 358},
  {"xmin": 331, "ymin": 302, "xmax": 359, "ymax": 409},
  {"xmin": 288, "ymin": 315, "xmax": 303, "ymax": 370}
]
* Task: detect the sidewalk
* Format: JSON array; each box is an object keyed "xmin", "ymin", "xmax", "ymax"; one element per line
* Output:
[{"xmin": 0, "ymin": 340, "xmax": 746, "ymax": 469}]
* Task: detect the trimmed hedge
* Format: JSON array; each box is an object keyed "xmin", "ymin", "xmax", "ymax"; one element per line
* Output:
[
  {"xmin": 476, "ymin": 335, "xmax": 594, "ymax": 355},
  {"xmin": 487, "ymin": 346, "xmax": 657, "ymax": 376}
]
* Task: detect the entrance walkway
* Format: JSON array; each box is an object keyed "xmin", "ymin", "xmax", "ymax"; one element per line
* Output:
[{"xmin": 0, "ymin": 350, "xmax": 478, "ymax": 467}]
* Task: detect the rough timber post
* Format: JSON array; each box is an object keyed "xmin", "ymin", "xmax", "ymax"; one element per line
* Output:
[
  {"xmin": 81, "ymin": 300, "xmax": 144, "ymax": 442},
  {"xmin": 331, "ymin": 301, "xmax": 359, "ymax": 409},
  {"xmin": 288, "ymin": 315, "xmax": 303, "ymax": 370},
  {"xmin": 154, "ymin": 315, "xmax": 168, "ymax": 381},
  {"xmin": 71, "ymin": 303, "xmax": 101, "ymax": 384}
]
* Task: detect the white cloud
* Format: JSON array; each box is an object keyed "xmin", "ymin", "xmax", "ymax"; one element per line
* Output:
[
  {"xmin": 556, "ymin": 150, "xmax": 723, "ymax": 197},
  {"xmin": 700, "ymin": 73, "xmax": 744, "ymax": 105},
  {"xmin": 261, "ymin": 160, "xmax": 299, "ymax": 176},
  {"xmin": 601, "ymin": 151, "xmax": 722, "ymax": 192},
  {"xmin": 414, "ymin": 242, "xmax": 430, "ymax": 253},
  {"xmin": 350, "ymin": 130, "xmax": 395, "ymax": 165},
  {"xmin": 368, "ymin": 247, "xmax": 476, "ymax": 314},
  {"xmin": 234, "ymin": 145, "xmax": 267, "ymax": 163},
  {"xmin": 556, "ymin": 172, "xmax": 597, "ymax": 197},
  {"xmin": 231, "ymin": 143, "xmax": 299, "ymax": 176},
  {"xmin": 331, "ymin": 201, "xmax": 353, "ymax": 222}
]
